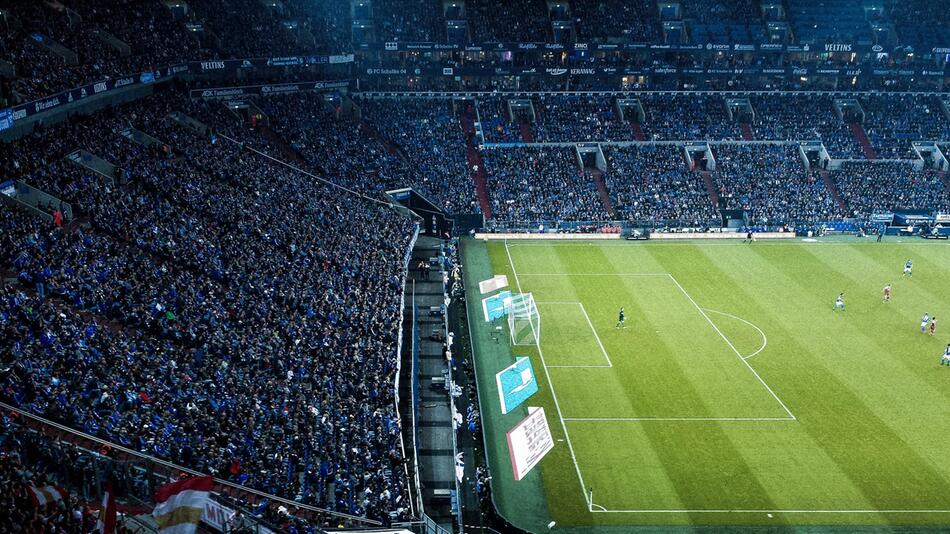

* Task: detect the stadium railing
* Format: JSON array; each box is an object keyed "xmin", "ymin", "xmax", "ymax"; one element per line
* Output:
[{"xmin": 0, "ymin": 401, "xmax": 382, "ymax": 532}]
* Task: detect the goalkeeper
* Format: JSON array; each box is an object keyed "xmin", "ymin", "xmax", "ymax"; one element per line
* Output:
[{"xmin": 616, "ymin": 307, "xmax": 626, "ymax": 329}]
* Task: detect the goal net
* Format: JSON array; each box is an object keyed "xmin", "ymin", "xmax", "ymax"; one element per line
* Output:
[{"xmin": 508, "ymin": 293, "xmax": 540, "ymax": 346}]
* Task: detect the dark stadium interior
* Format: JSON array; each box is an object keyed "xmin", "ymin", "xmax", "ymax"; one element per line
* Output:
[{"xmin": 1, "ymin": 0, "xmax": 949, "ymax": 532}]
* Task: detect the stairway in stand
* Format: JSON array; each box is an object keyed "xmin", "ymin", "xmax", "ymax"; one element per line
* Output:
[
  {"xmin": 820, "ymin": 169, "xmax": 848, "ymax": 213},
  {"xmin": 586, "ymin": 168, "xmax": 615, "ymax": 218},
  {"xmin": 459, "ymin": 108, "xmax": 492, "ymax": 217},
  {"xmin": 519, "ymin": 121, "xmax": 535, "ymax": 143},
  {"xmin": 258, "ymin": 124, "xmax": 308, "ymax": 166},
  {"xmin": 740, "ymin": 123, "xmax": 754, "ymax": 141},
  {"xmin": 631, "ymin": 122, "xmax": 646, "ymax": 141},
  {"xmin": 700, "ymin": 170, "xmax": 719, "ymax": 206},
  {"xmin": 360, "ymin": 122, "xmax": 401, "ymax": 155},
  {"xmin": 849, "ymin": 122, "xmax": 878, "ymax": 160}
]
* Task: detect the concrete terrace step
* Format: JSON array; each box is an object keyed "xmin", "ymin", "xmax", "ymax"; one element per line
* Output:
[
  {"xmin": 460, "ymin": 112, "xmax": 492, "ymax": 217},
  {"xmin": 631, "ymin": 122, "xmax": 646, "ymax": 141},
  {"xmin": 586, "ymin": 168, "xmax": 615, "ymax": 218},
  {"xmin": 519, "ymin": 122, "xmax": 534, "ymax": 143},
  {"xmin": 740, "ymin": 123, "xmax": 754, "ymax": 141},
  {"xmin": 849, "ymin": 122, "xmax": 878, "ymax": 160},
  {"xmin": 701, "ymin": 170, "xmax": 719, "ymax": 206},
  {"xmin": 821, "ymin": 169, "xmax": 848, "ymax": 213}
]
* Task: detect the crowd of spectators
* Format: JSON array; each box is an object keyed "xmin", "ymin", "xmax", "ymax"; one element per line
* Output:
[
  {"xmin": 354, "ymin": 97, "xmax": 478, "ymax": 213},
  {"xmin": 0, "ymin": 0, "xmax": 349, "ymax": 105},
  {"xmin": 0, "ymin": 90, "xmax": 416, "ymax": 525},
  {"xmin": 571, "ymin": 0, "xmax": 661, "ymax": 42},
  {"xmin": 247, "ymin": 93, "xmax": 474, "ymax": 214},
  {"xmin": 533, "ymin": 95, "xmax": 633, "ymax": 142},
  {"xmin": 833, "ymin": 161, "xmax": 950, "ymax": 218},
  {"xmin": 749, "ymin": 94, "xmax": 835, "ymax": 142},
  {"xmin": 602, "ymin": 145, "xmax": 719, "ymax": 224},
  {"xmin": 481, "ymin": 147, "xmax": 607, "ymax": 221},
  {"xmin": 861, "ymin": 94, "xmax": 946, "ymax": 159},
  {"xmin": 639, "ymin": 94, "xmax": 742, "ymax": 140},
  {"xmin": 465, "ymin": 0, "xmax": 552, "ymax": 42},
  {"xmin": 477, "ymin": 98, "xmax": 525, "ymax": 143},
  {"xmin": 712, "ymin": 145, "xmax": 844, "ymax": 224},
  {"xmin": 0, "ymin": 423, "xmax": 106, "ymax": 534},
  {"xmin": 373, "ymin": 0, "xmax": 445, "ymax": 42}
]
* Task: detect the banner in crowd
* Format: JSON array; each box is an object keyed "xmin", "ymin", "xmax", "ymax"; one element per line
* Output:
[
  {"xmin": 365, "ymin": 40, "xmax": 950, "ymax": 55},
  {"xmin": 201, "ymin": 499, "xmax": 238, "ymax": 532},
  {"xmin": 0, "ymin": 108, "xmax": 14, "ymax": 131},
  {"xmin": 190, "ymin": 80, "xmax": 350, "ymax": 100},
  {"xmin": 153, "ymin": 476, "xmax": 213, "ymax": 534},
  {"xmin": 27, "ymin": 484, "xmax": 68, "ymax": 507}
]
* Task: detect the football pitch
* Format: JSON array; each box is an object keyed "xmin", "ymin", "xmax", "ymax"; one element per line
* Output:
[{"xmin": 461, "ymin": 237, "xmax": 950, "ymax": 532}]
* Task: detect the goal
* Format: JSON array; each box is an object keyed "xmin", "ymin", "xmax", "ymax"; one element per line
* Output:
[{"xmin": 508, "ymin": 293, "xmax": 540, "ymax": 346}]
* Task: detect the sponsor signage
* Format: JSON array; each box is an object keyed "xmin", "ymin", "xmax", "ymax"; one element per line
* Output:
[
  {"xmin": 358, "ymin": 64, "xmax": 947, "ymax": 79},
  {"xmin": 0, "ymin": 108, "xmax": 14, "ymax": 131},
  {"xmin": 825, "ymin": 43, "xmax": 853, "ymax": 52},
  {"xmin": 481, "ymin": 291, "xmax": 513, "ymax": 322},
  {"xmin": 190, "ymin": 80, "xmax": 350, "ymax": 100},
  {"xmin": 478, "ymin": 275, "xmax": 509, "ymax": 294},
  {"xmin": 4, "ymin": 53, "xmax": 352, "ymax": 126},
  {"xmin": 364, "ymin": 40, "xmax": 943, "ymax": 55},
  {"xmin": 202, "ymin": 500, "xmax": 237, "ymax": 532},
  {"xmin": 506, "ymin": 407, "xmax": 555, "ymax": 481},
  {"xmin": 496, "ymin": 357, "xmax": 539, "ymax": 415}
]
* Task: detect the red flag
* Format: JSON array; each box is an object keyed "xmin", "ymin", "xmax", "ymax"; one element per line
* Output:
[{"xmin": 98, "ymin": 481, "xmax": 117, "ymax": 534}]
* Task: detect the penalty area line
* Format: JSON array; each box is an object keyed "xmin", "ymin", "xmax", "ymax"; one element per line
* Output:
[{"xmin": 667, "ymin": 274, "xmax": 796, "ymax": 421}]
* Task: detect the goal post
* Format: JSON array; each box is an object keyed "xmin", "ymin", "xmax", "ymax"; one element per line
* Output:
[{"xmin": 508, "ymin": 293, "xmax": 540, "ymax": 346}]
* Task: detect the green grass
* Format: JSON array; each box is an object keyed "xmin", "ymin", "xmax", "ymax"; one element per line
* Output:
[{"xmin": 466, "ymin": 238, "xmax": 950, "ymax": 532}]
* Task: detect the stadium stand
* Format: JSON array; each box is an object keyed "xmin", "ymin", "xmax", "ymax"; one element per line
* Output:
[
  {"xmin": 0, "ymin": 92, "xmax": 416, "ymax": 525},
  {"xmin": 571, "ymin": 0, "xmax": 662, "ymax": 42},
  {"xmin": 833, "ymin": 161, "xmax": 950, "ymax": 217},
  {"xmin": 603, "ymin": 145, "xmax": 719, "ymax": 225},
  {"xmin": 482, "ymin": 147, "xmax": 607, "ymax": 222},
  {"xmin": 712, "ymin": 144, "xmax": 844, "ymax": 224},
  {"xmin": 2, "ymin": 2, "xmax": 950, "ymax": 529}
]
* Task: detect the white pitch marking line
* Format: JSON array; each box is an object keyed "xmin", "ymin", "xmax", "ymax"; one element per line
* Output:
[
  {"xmin": 591, "ymin": 503, "xmax": 609, "ymax": 512},
  {"xmin": 702, "ymin": 308, "xmax": 769, "ymax": 360},
  {"xmin": 537, "ymin": 301, "xmax": 612, "ymax": 367},
  {"xmin": 666, "ymin": 274, "xmax": 797, "ymax": 421},
  {"xmin": 564, "ymin": 417, "xmax": 795, "ymax": 422},
  {"xmin": 504, "ymin": 240, "xmax": 592, "ymax": 509},
  {"xmin": 578, "ymin": 302, "xmax": 613, "ymax": 368},
  {"xmin": 546, "ymin": 365, "xmax": 613, "ymax": 369},
  {"xmin": 590, "ymin": 509, "xmax": 950, "ymax": 514},
  {"xmin": 519, "ymin": 273, "xmax": 671, "ymax": 276}
]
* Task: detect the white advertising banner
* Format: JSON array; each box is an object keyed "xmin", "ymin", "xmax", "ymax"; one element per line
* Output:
[
  {"xmin": 506, "ymin": 407, "xmax": 555, "ymax": 481},
  {"xmin": 479, "ymin": 274, "xmax": 509, "ymax": 294}
]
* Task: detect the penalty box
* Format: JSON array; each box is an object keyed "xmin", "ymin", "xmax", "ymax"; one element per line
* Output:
[{"xmin": 524, "ymin": 273, "xmax": 793, "ymax": 421}]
